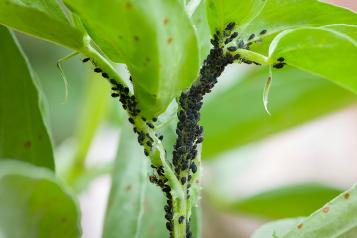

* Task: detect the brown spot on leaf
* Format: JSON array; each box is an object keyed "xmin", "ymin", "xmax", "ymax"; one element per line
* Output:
[
  {"xmin": 125, "ymin": 185, "xmax": 132, "ymax": 192},
  {"xmin": 344, "ymin": 192, "xmax": 350, "ymax": 200},
  {"xmin": 145, "ymin": 57, "xmax": 151, "ymax": 63},
  {"xmin": 61, "ymin": 217, "xmax": 67, "ymax": 223},
  {"xmin": 322, "ymin": 206, "xmax": 329, "ymax": 213},
  {"xmin": 297, "ymin": 223, "xmax": 303, "ymax": 229},
  {"xmin": 163, "ymin": 18, "xmax": 170, "ymax": 25},
  {"xmin": 133, "ymin": 35, "xmax": 140, "ymax": 42},
  {"xmin": 125, "ymin": 1, "xmax": 132, "ymax": 9},
  {"xmin": 167, "ymin": 37, "xmax": 173, "ymax": 44},
  {"xmin": 24, "ymin": 140, "xmax": 32, "ymax": 149}
]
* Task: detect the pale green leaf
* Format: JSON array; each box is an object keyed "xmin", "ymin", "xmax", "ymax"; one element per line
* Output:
[
  {"xmin": 243, "ymin": 0, "xmax": 357, "ymax": 55},
  {"xmin": 224, "ymin": 183, "xmax": 342, "ymax": 219},
  {"xmin": 282, "ymin": 183, "xmax": 357, "ymax": 238},
  {"xmin": 269, "ymin": 27, "xmax": 357, "ymax": 94},
  {"xmin": 252, "ymin": 218, "xmax": 301, "ymax": 238},
  {"xmin": 0, "ymin": 160, "xmax": 81, "ymax": 238},
  {"xmin": 206, "ymin": 0, "xmax": 266, "ymax": 33},
  {"xmin": 0, "ymin": 0, "xmax": 84, "ymax": 49},
  {"xmin": 103, "ymin": 123, "xmax": 167, "ymax": 238},
  {"xmin": 65, "ymin": 0, "xmax": 200, "ymax": 118},
  {"xmin": 201, "ymin": 66, "xmax": 356, "ymax": 159},
  {"xmin": 0, "ymin": 26, "xmax": 54, "ymax": 169}
]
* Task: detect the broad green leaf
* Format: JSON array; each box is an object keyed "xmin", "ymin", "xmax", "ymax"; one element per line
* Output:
[
  {"xmin": 269, "ymin": 27, "xmax": 357, "ymax": 94},
  {"xmin": 223, "ymin": 183, "xmax": 342, "ymax": 219},
  {"xmin": 252, "ymin": 218, "xmax": 301, "ymax": 238},
  {"xmin": 322, "ymin": 24, "xmax": 357, "ymax": 41},
  {"xmin": 243, "ymin": 0, "xmax": 357, "ymax": 55},
  {"xmin": 191, "ymin": 0, "xmax": 211, "ymax": 62},
  {"xmin": 206, "ymin": 0, "xmax": 266, "ymax": 34},
  {"xmin": 65, "ymin": 0, "xmax": 200, "ymax": 118},
  {"xmin": 0, "ymin": 26, "xmax": 54, "ymax": 169},
  {"xmin": 282, "ymin": 183, "xmax": 357, "ymax": 238},
  {"xmin": 0, "ymin": 160, "xmax": 81, "ymax": 238},
  {"xmin": 103, "ymin": 123, "xmax": 167, "ymax": 238},
  {"xmin": 0, "ymin": 0, "xmax": 84, "ymax": 49},
  {"xmin": 201, "ymin": 66, "xmax": 356, "ymax": 159}
]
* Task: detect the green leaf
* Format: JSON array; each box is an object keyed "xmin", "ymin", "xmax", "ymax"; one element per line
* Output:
[
  {"xmin": 0, "ymin": 26, "xmax": 54, "ymax": 170},
  {"xmin": 282, "ymin": 183, "xmax": 357, "ymax": 238},
  {"xmin": 103, "ymin": 122, "xmax": 167, "ymax": 238},
  {"xmin": 0, "ymin": 0, "xmax": 84, "ymax": 49},
  {"xmin": 243, "ymin": 0, "xmax": 357, "ymax": 55},
  {"xmin": 65, "ymin": 0, "xmax": 200, "ymax": 118},
  {"xmin": 191, "ymin": 0, "xmax": 211, "ymax": 62},
  {"xmin": 224, "ymin": 183, "xmax": 342, "ymax": 219},
  {"xmin": 201, "ymin": 66, "xmax": 356, "ymax": 159},
  {"xmin": 252, "ymin": 218, "xmax": 301, "ymax": 238},
  {"xmin": 206, "ymin": 0, "xmax": 266, "ymax": 34},
  {"xmin": 269, "ymin": 27, "xmax": 357, "ymax": 94},
  {"xmin": 0, "ymin": 160, "xmax": 81, "ymax": 238}
]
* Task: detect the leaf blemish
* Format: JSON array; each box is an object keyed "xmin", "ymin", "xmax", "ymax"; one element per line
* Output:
[
  {"xmin": 125, "ymin": 185, "xmax": 132, "ymax": 192},
  {"xmin": 125, "ymin": 1, "xmax": 132, "ymax": 9},
  {"xmin": 163, "ymin": 18, "xmax": 170, "ymax": 25},
  {"xmin": 297, "ymin": 223, "xmax": 303, "ymax": 229},
  {"xmin": 344, "ymin": 192, "xmax": 350, "ymax": 200},
  {"xmin": 167, "ymin": 37, "xmax": 173, "ymax": 44},
  {"xmin": 133, "ymin": 35, "xmax": 140, "ymax": 42},
  {"xmin": 322, "ymin": 206, "xmax": 329, "ymax": 213},
  {"xmin": 24, "ymin": 140, "xmax": 32, "ymax": 149}
]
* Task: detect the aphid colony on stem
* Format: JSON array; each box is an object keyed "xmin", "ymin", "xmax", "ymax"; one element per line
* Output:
[{"xmin": 81, "ymin": 21, "xmax": 285, "ymax": 238}]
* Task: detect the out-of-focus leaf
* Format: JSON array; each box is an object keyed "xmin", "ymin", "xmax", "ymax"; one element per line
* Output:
[
  {"xmin": 243, "ymin": 0, "xmax": 357, "ymax": 55},
  {"xmin": 224, "ymin": 183, "xmax": 342, "ymax": 219},
  {"xmin": 201, "ymin": 66, "xmax": 356, "ymax": 159},
  {"xmin": 282, "ymin": 183, "xmax": 357, "ymax": 238},
  {"xmin": 102, "ymin": 122, "xmax": 167, "ymax": 238},
  {"xmin": 269, "ymin": 27, "xmax": 357, "ymax": 94},
  {"xmin": 0, "ymin": 26, "xmax": 54, "ymax": 169},
  {"xmin": 0, "ymin": 160, "xmax": 81, "ymax": 238},
  {"xmin": 65, "ymin": 0, "xmax": 200, "ymax": 118},
  {"xmin": 0, "ymin": 0, "xmax": 84, "ymax": 49},
  {"xmin": 252, "ymin": 218, "xmax": 301, "ymax": 238},
  {"xmin": 206, "ymin": 0, "xmax": 266, "ymax": 34}
]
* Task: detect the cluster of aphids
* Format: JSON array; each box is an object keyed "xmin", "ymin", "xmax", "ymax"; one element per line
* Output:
[
  {"xmin": 273, "ymin": 57, "xmax": 286, "ymax": 69},
  {"xmin": 171, "ymin": 22, "xmax": 243, "ymax": 238},
  {"xmin": 82, "ymin": 57, "xmax": 164, "ymax": 158},
  {"xmin": 224, "ymin": 26, "xmax": 268, "ymax": 65}
]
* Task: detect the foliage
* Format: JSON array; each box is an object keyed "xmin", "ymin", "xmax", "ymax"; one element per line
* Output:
[{"xmin": 0, "ymin": 0, "xmax": 356, "ymax": 238}]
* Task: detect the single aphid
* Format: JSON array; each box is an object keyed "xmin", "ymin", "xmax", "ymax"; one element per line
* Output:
[
  {"xmin": 181, "ymin": 177, "xmax": 187, "ymax": 185},
  {"xmin": 159, "ymin": 135, "xmax": 164, "ymax": 141},
  {"xmin": 226, "ymin": 22, "xmax": 236, "ymax": 31},
  {"xmin": 94, "ymin": 68, "xmax": 102, "ymax": 73},
  {"xmin": 128, "ymin": 118, "xmax": 135, "ymax": 124},
  {"xmin": 260, "ymin": 29, "xmax": 267, "ymax": 35},
  {"xmin": 152, "ymin": 117, "xmax": 158, "ymax": 122},
  {"xmin": 144, "ymin": 150, "xmax": 149, "ymax": 156},
  {"xmin": 111, "ymin": 93, "xmax": 119, "ymax": 98},
  {"xmin": 102, "ymin": 73, "xmax": 109, "ymax": 78},
  {"xmin": 227, "ymin": 46, "xmax": 237, "ymax": 52},
  {"xmin": 190, "ymin": 163, "xmax": 197, "ymax": 173},
  {"xmin": 178, "ymin": 216, "xmax": 185, "ymax": 224},
  {"xmin": 147, "ymin": 122, "xmax": 155, "ymax": 129},
  {"xmin": 248, "ymin": 34, "xmax": 255, "ymax": 41},
  {"xmin": 82, "ymin": 58, "xmax": 90, "ymax": 63},
  {"xmin": 277, "ymin": 57, "xmax": 285, "ymax": 62},
  {"xmin": 141, "ymin": 117, "xmax": 147, "ymax": 122}
]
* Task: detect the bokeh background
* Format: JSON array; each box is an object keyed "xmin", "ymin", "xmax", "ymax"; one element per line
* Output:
[{"xmin": 15, "ymin": 1, "xmax": 357, "ymax": 237}]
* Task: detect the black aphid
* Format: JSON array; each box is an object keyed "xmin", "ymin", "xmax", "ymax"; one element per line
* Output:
[
  {"xmin": 226, "ymin": 22, "xmax": 236, "ymax": 31},
  {"xmin": 159, "ymin": 135, "xmax": 164, "ymax": 141},
  {"xmin": 141, "ymin": 117, "xmax": 147, "ymax": 122},
  {"xmin": 181, "ymin": 177, "xmax": 187, "ymax": 185},
  {"xmin": 82, "ymin": 58, "xmax": 90, "ymax": 63},
  {"xmin": 102, "ymin": 73, "xmax": 109, "ymax": 78},
  {"xmin": 166, "ymin": 222, "xmax": 173, "ymax": 231},
  {"xmin": 94, "ymin": 68, "xmax": 102, "ymax": 73},
  {"xmin": 178, "ymin": 216, "xmax": 185, "ymax": 224},
  {"xmin": 227, "ymin": 46, "xmax": 237, "ymax": 52},
  {"xmin": 128, "ymin": 118, "xmax": 135, "ymax": 124},
  {"xmin": 144, "ymin": 149, "xmax": 149, "ymax": 156},
  {"xmin": 152, "ymin": 117, "xmax": 158, "ymax": 122},
  {"xmin": 273, "ymin": 62, "xmax": 286, "ymax": 69},
  {"xmin": 248, "ymin": 34, "xmax": 255, "ymax": 41},
  {"xmin": 147, "ymin": 122, "xmax": 154, "ymax": 129},
  {"xmin": 190, "ymin": 163, "xmax": 197, "ymax": 173},
  {"xmin": 277, "ymin": 57, "xmax": 285, "ymax": 62},
  {"xmin": 111, "ymin": 93, "xmax": 120, "ymax": 98},
  {"xmin": 260, "ymin": 29, "xmax": 267, "ymax": 35}
]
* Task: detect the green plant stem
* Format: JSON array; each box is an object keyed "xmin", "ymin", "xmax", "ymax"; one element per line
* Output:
[{"xmin": 234, "ymin": 48, "xmax": 272, "ymax": 65}]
